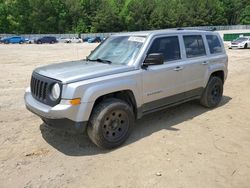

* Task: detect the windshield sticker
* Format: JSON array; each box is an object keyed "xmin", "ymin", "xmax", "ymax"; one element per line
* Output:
[{"xmin": 128, "ymin": 36, "xmax": 145, "ymax": 43}]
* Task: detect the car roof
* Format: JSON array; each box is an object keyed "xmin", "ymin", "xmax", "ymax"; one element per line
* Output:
[{"xmin": 114, "ymin": 29, "xmax": 217, "ymax": 37}]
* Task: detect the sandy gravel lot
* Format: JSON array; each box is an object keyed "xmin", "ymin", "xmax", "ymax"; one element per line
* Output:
[{"xmin": 0, "ymin": 43, "xmax": 250, "ymax": 188}]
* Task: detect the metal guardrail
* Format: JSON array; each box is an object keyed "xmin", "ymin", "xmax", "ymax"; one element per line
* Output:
[{"xmin": 0, "ymin": 25, "xmax": 250, "ymax": 39}]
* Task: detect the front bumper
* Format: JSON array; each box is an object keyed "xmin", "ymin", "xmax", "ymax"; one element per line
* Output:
[
  {"xmin": 24, "ymin": 87, "xmax": 88, "ymax": 132},
  {"xmin": 229, "ymin": 44, "xmax": 245, "ymax": 49}
]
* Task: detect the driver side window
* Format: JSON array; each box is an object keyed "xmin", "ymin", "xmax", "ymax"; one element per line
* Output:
[{"xmin": 148, "ymin": 36, "xmax": 181, "ymax": 62}]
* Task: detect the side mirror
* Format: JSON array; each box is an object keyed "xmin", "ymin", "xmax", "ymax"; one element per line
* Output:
[{"xmin": 143, "ymin": 53, "xmax": 164, "ymax": 67}]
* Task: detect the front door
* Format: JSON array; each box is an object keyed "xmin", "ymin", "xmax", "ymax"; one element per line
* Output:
[{"xmin": 142, "ymin": 35, "xmax": 186, "ymax": 112}]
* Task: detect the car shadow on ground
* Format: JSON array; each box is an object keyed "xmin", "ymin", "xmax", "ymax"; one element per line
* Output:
[{"xmin": 40, "ymin": 96, "xmax": 232, "ymax": 156}]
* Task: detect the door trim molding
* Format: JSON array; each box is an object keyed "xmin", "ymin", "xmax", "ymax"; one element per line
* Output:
[{"xmin": 141, "ymin": 87, "xmax": 204, "ymax": 115}]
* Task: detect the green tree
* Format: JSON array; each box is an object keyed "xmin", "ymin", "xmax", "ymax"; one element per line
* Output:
[
  {"xmin": 240, "ymin": 5, "xmax": 250, "ymax": 24},
  {"xmin": 0, "ymin": 1, "xmax": 11, "ymax": 33},
  {"xmin": 0, "ymin": 0, "xmax": 249, "ymax": 34},
  {"xmin": 91, "ymin": 0, "xmax": 124, "ymax": 32}
]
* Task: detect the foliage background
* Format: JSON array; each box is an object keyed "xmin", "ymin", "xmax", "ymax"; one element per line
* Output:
[{"xmin": 0, "ymin": 0, "xmax": 249, "ymax": 34}]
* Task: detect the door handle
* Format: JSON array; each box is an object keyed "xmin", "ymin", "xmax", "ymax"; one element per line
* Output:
[
  {"xmin": 174, "ymin": 66, "xmax": 183, "ymax": 71},
  {"xmin": 202, "ymin": 61, "xmax": 209, "ymax": 65}
]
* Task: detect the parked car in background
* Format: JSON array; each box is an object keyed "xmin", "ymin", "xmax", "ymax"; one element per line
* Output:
[
  {"xmin": 82, "ymin": 37, "xmax": 90, "ymax": 42},
  {"xmin": 0, "ymin": 36, "xmax": 27, "ymax": 44},
  {"xmin": 35, "ymin": 36, "xmax": 58, "ymax": 44},
  {"xmin": 228, "ymin": 37, "xmax": 250, "ymax": 49},
  {"xmin": 57, "ymin": 37, "xmax": 66, "ymax": 43},
  {"xmin": 88, "ymin": 36, "xmax": 103, "ymax": 43},
  {"xmin": 68, "ymin": 37, "xmax": 82, "ymax": 43},
  {"xmin": 25, "ymin": 38, "xmax": 36, "ymax": 44},
  {"xmin": 57, "ymin": 37, "xmax": 67, "ymax": 43},
  {"xmin": 58, "ymin": 37, "xmax": 82, "ymax": 43}
]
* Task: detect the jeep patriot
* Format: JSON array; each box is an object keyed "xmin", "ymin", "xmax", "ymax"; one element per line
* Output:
[{"xmin": 24, "ymin": 30, "xmax": 228, "ymax": 149}]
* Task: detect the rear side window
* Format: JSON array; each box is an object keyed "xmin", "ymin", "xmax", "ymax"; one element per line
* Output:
[
  {"xmin": 148, "ymin": 36, "xmax": 181, "ymax": 62},
  {"xmin": 206, "ymin": 35, "xmax": 222, "ymax": 54},
  {"xmin": 183, "ymin": 35, "xmax": 206, "ymax": 58}
]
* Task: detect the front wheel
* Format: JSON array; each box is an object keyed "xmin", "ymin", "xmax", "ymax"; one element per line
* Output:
[
  {"xmin": 200, "ymin": 77, "xmax": 223, "ymax": 108},
  {"xmin": 87, "ymin": 99, "xmax": 134, "ymax": 149},
  {"xmin": 244, "ymin": 43, "xmax": 248, "ymax": 49}
]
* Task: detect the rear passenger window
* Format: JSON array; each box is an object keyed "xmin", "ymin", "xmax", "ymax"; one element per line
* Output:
[
  {"xmin": 148, "ymin": 36, "xmax": 181, "ymax": 62},
  {"xmin": 206, "ymin": 35, "xmax": 222, "ymax": 54},
  {"xmin": 183, "ymin": 35, "xmax": 206, "ymax": 58}
]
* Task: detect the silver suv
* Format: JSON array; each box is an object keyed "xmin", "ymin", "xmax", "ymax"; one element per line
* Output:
[{"xmin": 25, "ymin": 30, "xmax": 228, "ymax": 149}]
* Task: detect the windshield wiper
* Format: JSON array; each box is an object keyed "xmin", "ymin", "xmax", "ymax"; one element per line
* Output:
[{"xmin": 87, "ymin": 58, "xmax": 112, "ymax": 64}]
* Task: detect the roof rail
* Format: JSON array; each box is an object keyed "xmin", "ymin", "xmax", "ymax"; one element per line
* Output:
[{"xmin": 176, "ymin": 27, "xmax": 217, "ymax": 31}]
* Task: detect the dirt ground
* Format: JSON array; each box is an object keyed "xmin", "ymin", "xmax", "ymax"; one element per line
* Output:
[{"xmin": 0, "ymin": 42, "xmax": 249, "ymax": 188}]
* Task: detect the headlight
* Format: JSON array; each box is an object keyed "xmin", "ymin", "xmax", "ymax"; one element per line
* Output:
[{"xmin": 51, "ymin": 83, "xmax": 61, "ymax": 100}]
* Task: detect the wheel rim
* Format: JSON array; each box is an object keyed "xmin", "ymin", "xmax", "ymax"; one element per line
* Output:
[
  {"xmin": 101, "ymin": 110, "xmax": 129, "ymax": 142},
  {"xmin": 211, "ymin": 83, "xmax": 221, "ymax": 104}
]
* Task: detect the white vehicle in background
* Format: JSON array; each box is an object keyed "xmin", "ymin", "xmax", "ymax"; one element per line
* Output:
[
  {"xmin": 57, "ymin": 37, "xmax": 67, "ymax": 43},
  {"xmin": 70, "ymin": 37, "xmax": 82, "ymax": 43},
  {"xmin": 228, "ymin": 37, "xmax": 250, "ymax": 49},
  {"xmin": 58, "ymin": 37, "xmax": 82, "ymax": 43}
]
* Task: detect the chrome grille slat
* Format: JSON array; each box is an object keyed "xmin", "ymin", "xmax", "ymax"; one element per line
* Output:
[
  {"xmin": 39, "ymin": 82, "xmax": 43, "ymax": 99},
  {"xmin": 43, "ymin": 83, "xmax": 47, "ymax": 100}
]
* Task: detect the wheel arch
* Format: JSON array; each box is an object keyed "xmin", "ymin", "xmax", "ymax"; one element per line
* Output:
[
  {"xmin": 210, "ymin": 70, "xmax": 225, "ymax": 83},
  {"xmin": 91, "ymin": 90, "xmax": 138, "ymax": 119}
]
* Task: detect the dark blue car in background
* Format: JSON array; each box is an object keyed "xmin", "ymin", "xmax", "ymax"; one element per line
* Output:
[
  {"xmin": 0, "ymin": 36, "xmax": 26, "ymax": 44},
  {"xmin": 87, "ymin": 36, "xmax": 104, "ymax": 43},
  {"xmin": 35, "ymin": 36, "xmax": 58, "ymax": 44}
]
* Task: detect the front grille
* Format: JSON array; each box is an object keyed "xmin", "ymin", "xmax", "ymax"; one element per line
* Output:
[
  {"xmin": 31, "ymin": 76, "xmax": 48, "ymax": 101},
  {"xmin": 30, "ymin": 72, "xmax": 62, "ymax": 107}
]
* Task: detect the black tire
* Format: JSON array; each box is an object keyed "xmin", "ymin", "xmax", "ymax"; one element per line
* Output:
[
  {"xmin": 244, "ymin": 43, "xmax": 248, "ymax": 49},
  {"xmin": 200, "ymin": 76, "xmax": 223, "ymax": 108},
  {"xmin": 87, "ymin": 98, "xmax": 134, "ymax": 149}
]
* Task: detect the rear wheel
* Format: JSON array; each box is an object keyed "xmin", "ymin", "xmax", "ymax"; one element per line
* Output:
[
  {"xmin": 87, "ymin": 98, "xmax": 134, "ymax": 149},
  {"xmin": 200, "ymin": 77, "xmax": 223, "ymax": 108},
  {"xmin": 244, "ymin": 43, "xmax": 248, "ymax": 49}
]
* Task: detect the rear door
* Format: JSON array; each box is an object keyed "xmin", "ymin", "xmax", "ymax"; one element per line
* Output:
[{"xmin": 180, "ymin": 34, "xmax": 208, "ymax": 94}]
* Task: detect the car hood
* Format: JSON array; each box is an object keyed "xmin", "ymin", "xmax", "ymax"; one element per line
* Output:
[
  {"xmin": 34, "ymin": 60, "xmax": 135, "ymax": 84},
  {"xmin": 231, "ymin": 42, "xmax": 241, "ymax": 45}
]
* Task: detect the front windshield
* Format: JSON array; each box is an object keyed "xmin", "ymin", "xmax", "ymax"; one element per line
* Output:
[
  {"xmin": 88, "ymin": 36, "xmax": 146, "ymax": 65},
  {"xmin": 234, "ymin": 37, "xmax": 248, "ymax": 43}
]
